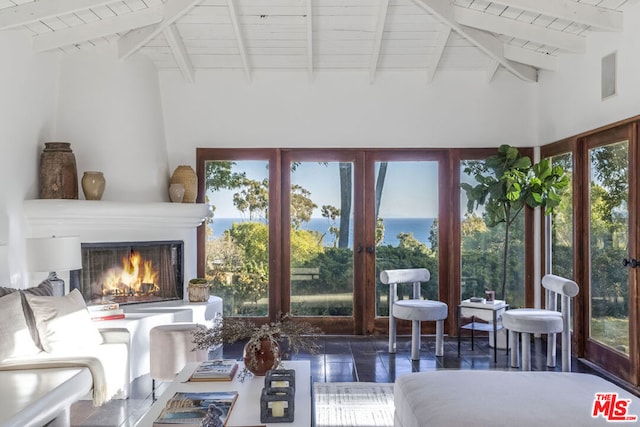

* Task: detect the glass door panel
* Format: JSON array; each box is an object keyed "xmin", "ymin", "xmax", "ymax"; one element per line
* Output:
[
  {"xmin": 588, "ymin": 141, "xmax": 629, "ymax": 353},
  {"xmin": 460, "ymin": 160, "xmax": 525, "ymax": 308},
  {"xmin": 204, "ymin": 159, "xmax": 270, "ymax": 317},
  {"xmin": 549, "ymin": 153, "xmax": 574, "ymax": 279},
  {"xmin": 288, "ymin": 162, "xmax": 354, "ymax": 317},
  {"xmin": 375, "ymin": 161, "xmax": 439, "ymax": 317}
]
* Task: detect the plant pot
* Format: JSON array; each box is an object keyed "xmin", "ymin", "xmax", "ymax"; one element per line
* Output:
[
  {"xmin": 188, "ymin": 279, "xmax": 210, "ymax": 302},
  {"xmin": 243, "ymin": 338, "xmax": 281, "ymax": 376},
  {"xmin": 489, "ymin": 327, "xmax": 508, "ymax": 349}
]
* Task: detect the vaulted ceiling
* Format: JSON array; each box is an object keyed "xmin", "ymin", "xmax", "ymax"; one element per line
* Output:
[{"xmin": 1, "ymin": 0, "xmax": 635, "ymax": 83}]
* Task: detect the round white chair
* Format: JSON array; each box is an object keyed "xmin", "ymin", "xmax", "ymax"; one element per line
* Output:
[
  {"xmin": 502, "ymin": 274, "xmax": 579, "ymax": 372},
  {"xmin": 381, "ymin": 268, "xmax": 448, "ymax": 360},
  {"xmin": 149, "ymin": 322, "xmax": 208, "ymax": 397}
]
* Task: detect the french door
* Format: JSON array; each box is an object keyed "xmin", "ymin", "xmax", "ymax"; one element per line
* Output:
[
  {"xmin": 197, "ymin": 148, "xmax": 449, "ymax": 335},
  {"xmin": 580, "ymin": 123, "xmax": 640, "ymax": 384}
]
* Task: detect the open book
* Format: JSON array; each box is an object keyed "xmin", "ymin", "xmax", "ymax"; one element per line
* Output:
[{"xmin": 153, "ymin": 391, "xmax": 238, "ymax": 426}]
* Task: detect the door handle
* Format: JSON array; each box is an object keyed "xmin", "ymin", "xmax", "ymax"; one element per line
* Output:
[
  {"xmin": 623, "ymin": 258, "xmax": 639, "ymax": 268},
  {"xmin": 366, "ymin": 246, "xmax": 375, "ymax": 254},
  {"xmin": 356, "ymin": 245, "xmax": 363, "ymax": 254}
]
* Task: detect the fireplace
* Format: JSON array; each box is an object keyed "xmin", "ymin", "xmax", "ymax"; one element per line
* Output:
[{"xmin": 73, "ymin": 240, "xmax": 184, "ymax": 305}]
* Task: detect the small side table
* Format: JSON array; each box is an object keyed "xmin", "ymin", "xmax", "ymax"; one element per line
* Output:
[{"xmin": 457, "ymin": 299, "xmax": 509, "ymax": 363}]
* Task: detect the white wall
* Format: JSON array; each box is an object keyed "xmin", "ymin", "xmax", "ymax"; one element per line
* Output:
[
  {"xmin": 0, "ymin": 30, "xmax": 60, "ymax": 285},
  {"xmin": 54, "ymin": 46, "xmax": 170, "ymax": 202},
  {"xmin": 537, "ymin": 4, "xmax": 640, "ymax": 143},
  {"xmin": 159, "ymin": 68, "xmax": 538, "ymax": 162}
]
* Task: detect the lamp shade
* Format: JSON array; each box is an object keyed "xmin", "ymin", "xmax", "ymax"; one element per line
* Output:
[{"xmin": 26, "ymin": 236, "xmax": 82, "ymax": 272}]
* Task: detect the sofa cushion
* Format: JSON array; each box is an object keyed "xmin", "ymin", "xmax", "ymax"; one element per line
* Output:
[
  {"xmin": 0, "ymin": 292, "xmax": 41, "ymax": 361},
  {"xmin": 25, "ymin": 289, "xmax": 104, "ymax": 352},
  {"xmin": 0, "ymin": 281, "xmax": 54, "ymax": 349},
  {"xmin": 0, "ymin": 279, "xmax": 53, "ymax": 297}
]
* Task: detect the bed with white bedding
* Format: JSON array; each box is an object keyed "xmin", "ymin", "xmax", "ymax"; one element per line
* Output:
[{"xmin": 394, "ymin": 370, "xmax": 640, "ymax": 427}]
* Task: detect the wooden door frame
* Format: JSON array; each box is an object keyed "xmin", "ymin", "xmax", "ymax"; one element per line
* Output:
[
  {"xmin": 579, "ymin": 123, "xmax": 639, "ymax": 385},
  {"xmin": 451, "ymin": 148, "xmax": 536, "ymax": 310},
  {"xmin": 280, "ymin": 149, "xmax": 365, "ymax": 334},
  {"xmin": 196, "ymin": 148, "xmax": 281, "ymax": 324},
  {"xmin": 195, "ymin": 147, "xmax": 538, "ymax": 340},
  {"xmin": 540, "ymin": 138, "xmax": 583, "ymax": 357},
  {"xmin": 365, "ymin": 149, "xmax": 451, "ymax": 336}
]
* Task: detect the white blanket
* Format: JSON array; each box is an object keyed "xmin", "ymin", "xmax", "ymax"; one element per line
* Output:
[{"xmin": 0, "ymin": 342, "xmax": 128, "ymax": 406}]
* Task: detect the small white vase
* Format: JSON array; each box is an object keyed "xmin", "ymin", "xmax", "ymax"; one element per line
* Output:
[{"xmin": 169, "ymin": 183, "xmax": 185, "ymax": 203}]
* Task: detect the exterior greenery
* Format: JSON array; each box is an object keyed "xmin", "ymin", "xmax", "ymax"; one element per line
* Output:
[
  {"xmin": 203, "ymin": 145, "xmax": 631, "ymax": 355},
  {"xmin": 461, "ymin": 145, "xmax": 569, "ymax": 301}
]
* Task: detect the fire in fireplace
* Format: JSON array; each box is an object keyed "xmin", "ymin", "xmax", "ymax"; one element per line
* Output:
[{"xmin": 73, "ymin": 241, "xmax": 183, "ymax": 305}]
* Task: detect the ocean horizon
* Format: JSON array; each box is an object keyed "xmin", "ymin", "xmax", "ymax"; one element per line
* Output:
[{"xmin": 209, "ymin": 217, "xmax": 435, "ymax": 247}]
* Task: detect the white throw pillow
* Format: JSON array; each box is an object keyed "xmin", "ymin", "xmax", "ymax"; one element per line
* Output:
[
  {"xmin": 0, "ymin": 292, "xmax": 41, "ymax": 360},
  {"xmin": 25, "ymin": 289, "xmax": 104, "ymax": 352}
]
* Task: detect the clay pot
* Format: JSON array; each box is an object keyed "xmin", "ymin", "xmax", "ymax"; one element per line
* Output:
[
  {"xmin": 39, "ymin": 142, "xmax": 78, "ymax": 199},
  {"xmin": 81, "ymin": 171, "xmax": 106, "ymax": 200},
  {"xmin": 243, "ymin": 338, "xmax": 281, "ymax": 376}
]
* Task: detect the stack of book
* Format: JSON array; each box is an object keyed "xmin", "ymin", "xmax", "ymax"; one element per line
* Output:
[
  {"xmin": 154, "ymin": 391, "xmax": 238, "ymax": 426},
  {"xmin": 87, "ymin": 301, "xmax": 125, "ymax": 321},
  {"xmin": 189, "ymin": 359, "xmax": 239, "ymax": 382}
]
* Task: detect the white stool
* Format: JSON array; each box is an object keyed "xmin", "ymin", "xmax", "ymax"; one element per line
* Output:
[
  {"xmin": 381, "ymin": 268, "xmax": 448, "ymax": 360},
  {"xmin": 502, "ymin": 274, "xmax": 579, "ymax": 372},
  {"xmin": 150, "ymin": 322, "xmax": 208, "ymax": 397}
]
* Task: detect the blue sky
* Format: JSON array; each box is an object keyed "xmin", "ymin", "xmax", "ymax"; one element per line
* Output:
[{"xmin": 207, "ymin": 160, "xmax": 439, "ymax": 219}]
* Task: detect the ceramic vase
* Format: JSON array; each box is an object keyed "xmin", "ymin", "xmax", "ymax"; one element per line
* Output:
[
  {"xmin": 81, "ymin": 171, "xmax": 106, "ymax": 200},
  {"xmin": 243, "ymin": 339, "xmax": 281, "ymax": 376},
  {"xmin": 39, "ymin": 142, "xmax": 78, "ymax": 199},
  {"xmin": 168, "ymin": 183, "xmax": 185, "ymax": 203},
  {"xmin": 170, "ymin": 165, "xmax": 197, "ymax": 203}
]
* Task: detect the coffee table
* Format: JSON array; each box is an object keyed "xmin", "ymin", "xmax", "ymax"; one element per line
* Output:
[{"xmin": 136, "ymin": 360, "xmax": 311, "ymax": 427}]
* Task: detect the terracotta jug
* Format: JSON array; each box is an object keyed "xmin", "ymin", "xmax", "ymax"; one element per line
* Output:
[{"xmin": 39, "ymin": 142, "xmax": 78, "ymax": 199}]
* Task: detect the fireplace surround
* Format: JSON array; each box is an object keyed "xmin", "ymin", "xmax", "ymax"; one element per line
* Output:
[{"xmin": 23, "ymin": 199, "xmax": 209, "ymax": 301}]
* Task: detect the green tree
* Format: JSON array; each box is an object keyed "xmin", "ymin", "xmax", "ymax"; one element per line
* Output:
[
  {"xmin": 227, "ymin": 222, "xmax": 269, "ymax": 267},
  {"xmin": 291, "ymin": 228, "xmax": 324, "ymax": 265},
  {"xmin": 233, "ymin": 178, "xmax": 269, "ymax": 220},
  {"xmin": 591, "ymin": 143, "xmax": 628, "ymax": 223},
  {"xmin": 397, "ymin": 232, "xmax": 427, "ymax": 253},
  {"xmin": 461, "ymin": 145, "xmax": 568, "ymax": 299},
  {"xmin": 291, "ymin": 184, "xmax": 317, "ymax": 230}
]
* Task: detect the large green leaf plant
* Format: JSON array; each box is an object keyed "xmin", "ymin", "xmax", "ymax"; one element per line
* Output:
[{"xmin": 461, "ymin": 145, "xmax": 569, "ymax": 300}]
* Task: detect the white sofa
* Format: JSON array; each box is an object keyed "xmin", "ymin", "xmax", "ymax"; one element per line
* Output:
[{"xmin": 0, "ymin": 283, "xmax": 130, "ymax": 426}]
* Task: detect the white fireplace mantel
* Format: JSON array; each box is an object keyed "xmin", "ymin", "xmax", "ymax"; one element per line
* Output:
[
  {"xmin": 22, "ymin": 199, "xmax": 210, "ymax": 297},
  {"xmin": 23, "ymin": 199, "xmax": 210, "ymax": 236}
]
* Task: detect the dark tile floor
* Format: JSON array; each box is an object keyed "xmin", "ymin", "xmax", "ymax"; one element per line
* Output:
[{"xmin": 69, "ymin": 334, "xmax": 628, "ymax": 426}]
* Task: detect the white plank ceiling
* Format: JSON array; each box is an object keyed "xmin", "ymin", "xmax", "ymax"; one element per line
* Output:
[{"xmin": 0, "ymin": 0, "xmax": 635, "ymax": 83}]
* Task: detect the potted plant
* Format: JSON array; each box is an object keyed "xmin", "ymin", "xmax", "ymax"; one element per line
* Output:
[
  {"xmin": 461, "ymin": 145, "xmax": 568, "ymax": 347},
  {"xmin": 188, "ymin": 277, "xmax": 210, "ymax": 302},
  {"xmin": 192, "ymin": 313, "xmax": 321, "ymax": 378}
]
